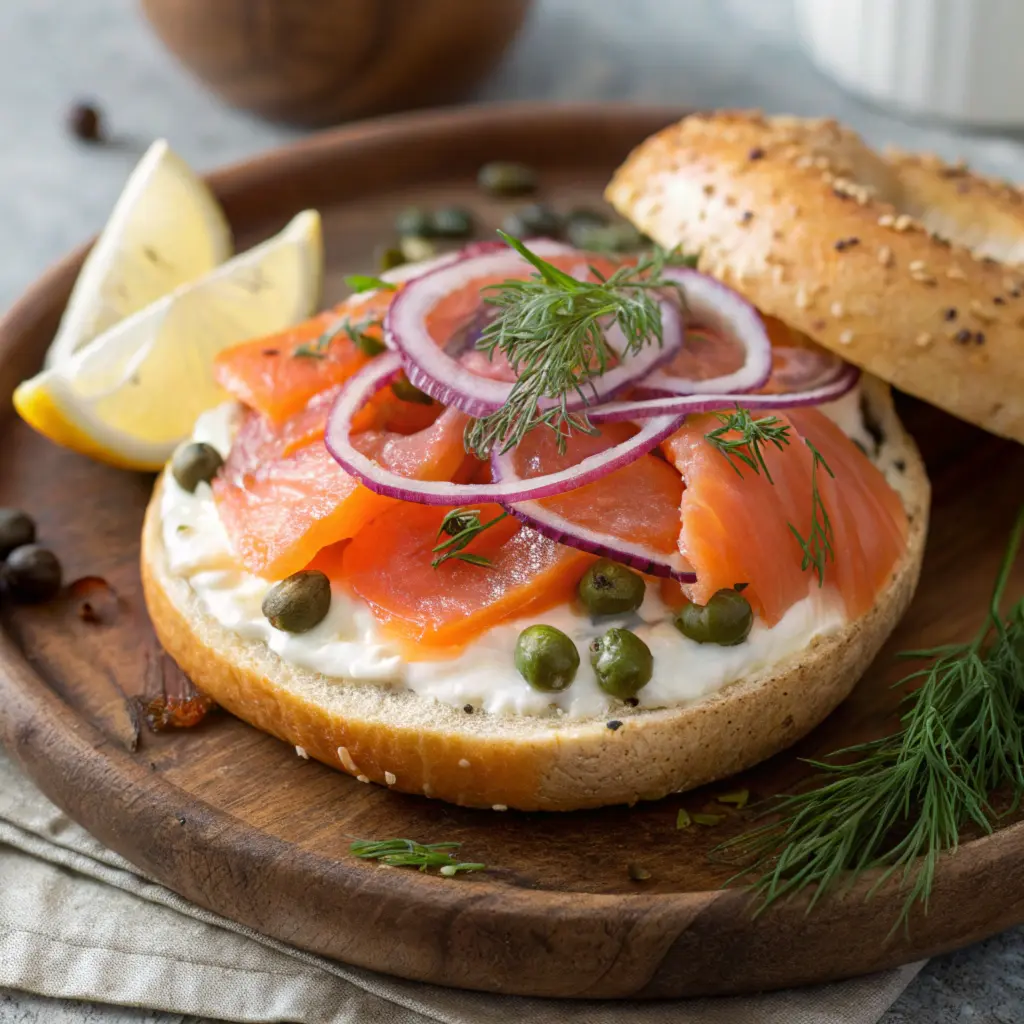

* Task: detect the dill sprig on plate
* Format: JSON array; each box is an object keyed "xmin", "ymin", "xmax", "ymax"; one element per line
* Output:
[
  {"xmin": 350, "ymin": 838, "xmax": 486, "ymax": 876},
  {"xmin": 462, "ymin": 232, "xmax": 687, "ymax": 458},
  {"xmin": 705, "ymin": 408, "xmax": 834, "ymax": 586},
  {"xmin": 719, "ymin": 503, "xmax": 1024, "ymax": 925},
  {"xmin": 431, "ymin": 507, "xmax": 509, "ymax": 569}
]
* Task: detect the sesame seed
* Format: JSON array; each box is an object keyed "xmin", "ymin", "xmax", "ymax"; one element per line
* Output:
[
  {"xmin": 878, "ymin": 213, "xmax": 895, "ymax": 227},
  {"xmin": 834, "ymin": 237, "xmax": 860, "ymax": 252},
  {"xmin": 947, "ymin": 266, "xmax": 966, "ymax": 280},
  {"xmin": 384, "ymin": 771, "xmax": 397, "ymax": 785},
  {"xmin": 878, "ymin": 246, "xmax": 894, "ymax": 267},
  {"xmin": 908, "ymin": 260, "xmax": 928, "ymax": 272},
  {"xmin": 975, "ymin": 331, "xmax": 986, "ymax": 345},
  {"xmin": 955, "ymin": 328, "xmax": 973, "ymax": 345},
  {"xmin": 915, "ymin": 332, "xmax": 933, "ymax": 348},
  {"xmin": 969, "ymin": 299, "xmax": 996, "ymax": 323},
  {"xmin": 295, "ymin": 745, "xmax": 309, "ymax": 759},
  {"xmin": 839, "ymin": 330, "xmax": 854, "ymax": 345},
  {"xmin": 492, "ymin": 804, "xmax": 508, "ymax": 812},
  {"xmin": 748, "ymin": 146, "xmax": 765, "ymax": 160},
  {"xmin": 607, "ymin": 720, "xmax": 623, "ymax": 731},
  {"xmin": 995, "ymin": 295, "xmax": 1006, "ymax": 305},
  {"xmin": 795, "ymin": 285, "xmax": 811, "ymax": 309},
  {"xmin": 894, "ymin": 214, "xmax": 913, "ymax": 231},
  {"xmin": 702, "ymin": 183, "xmax": 715, "ymax": 197},
  {"xmin": 458, "ymin": 758, "xmax": 471, "ymax": 768},
  {"xmin": 463, "ymin": 703, "xmax": 474, "ymax": 713},
  {"xmin": 356, "ymin": 775, "xmax": 370, "ymax": 784},
  {"xmin": 740, "ymin": 210, "xmax": 753, "ymax": 223},
  {"xmin": 943, "ymin": 307, "xmax": 958, "ymax": 321},
  {"xmin": 337, "ymin": 746, "xmax": 359, "ymax": 774},
  {"xmin": 830, "ymin": 301, "xmax": 845, "ymax": 317}
]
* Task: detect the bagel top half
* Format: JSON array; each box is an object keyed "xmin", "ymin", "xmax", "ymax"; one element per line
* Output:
[{"xmin": 606, "ymin": 110, "xmax": 1024, "ymax": 445}]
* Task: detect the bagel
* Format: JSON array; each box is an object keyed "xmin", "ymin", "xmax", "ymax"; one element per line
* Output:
[
  {"xmin": 143, "ymin": 380, "xmax": 928, "ymax": 811},
  {"xmin": 606, "ymin": 110, "xmax": 1024, "ymax": 444}
]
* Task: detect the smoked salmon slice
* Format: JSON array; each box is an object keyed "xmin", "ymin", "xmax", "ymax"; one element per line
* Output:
[
  {"xmin": 662, "ymin": 407, "xmax": 907, "ymax": 624},
  {"xmin": 214, "ymin": 403, "xmax": 468, "ymax": 579},
  {"xmin": 341, "ymin": 502, "xmax": 594, "ymax": 652}
]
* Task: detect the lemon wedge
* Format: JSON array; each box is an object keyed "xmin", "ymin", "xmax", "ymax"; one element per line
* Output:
[
  {"xmin": 16, "ymin": 210, "xmax": 322, "ymax": 471},
  {"xmin": 45, "ymin": 139, "xmax": 232, "ymax": 368}
]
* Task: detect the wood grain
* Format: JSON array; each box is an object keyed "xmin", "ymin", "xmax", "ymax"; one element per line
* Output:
[
  {"xmin": 140, "ymin": 0, "xmax": 533, "ymax": 125},
  {"xmin": 0, "ymin": 104, "xmax": 1023, "ymax": 998}
]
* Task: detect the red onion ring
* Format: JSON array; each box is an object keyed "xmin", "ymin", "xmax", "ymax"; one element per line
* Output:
[
  {"xmin": 491, "ymin": 434, "xmax": 696, "ymax": 581},
  {"xmin": 325, "ymin": 352, "xmax": 686, "ymax": 504},
  {"xmin": 384, "ymin": 241, "xmax": 685, "ymax": 417},
  {"xmin": 587, "ymin": 363, "xmax": 860, "ymax": 423}
]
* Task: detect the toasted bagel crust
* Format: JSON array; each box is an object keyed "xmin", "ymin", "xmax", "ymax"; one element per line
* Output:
[
  {"xmin": 142, "ymin": 380, "xmax": 928, "ymax": 811},
  {"xmin": 606, "ymin": 111, "xmax": 1024, "ymax": 444}
]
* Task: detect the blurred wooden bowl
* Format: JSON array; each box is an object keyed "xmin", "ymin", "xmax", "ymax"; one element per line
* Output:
[{"xmin": 140, "ymin": 0, "xmax": 533, "ymax": 126}]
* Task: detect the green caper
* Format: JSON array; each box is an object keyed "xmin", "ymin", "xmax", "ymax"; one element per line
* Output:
[
  {"xmin": 674, "ymin": 588, "xmax": 753, "ymax": 646},
  {"xmin": 2, "ymin": 544, "xmax": 62, "ymax": 603},
  {"xmin": 430, "ymin": 206, "xmax": 474, "ymax": 239},
  {"xmin": 400, "ymin": 235, "xmax": 438, "ymax": 262},
  {"xmin": 377, "ymin": 245, "xmax": 406, "ymax": 272},
  {"xmin": 391, "ymin": 375, "xmax": 435, "ymax": 405},
  {"xmin": 514, "ymin": 624, "xmax": 579, "ymax": 692},
  {"xmin": 262, "ymin": 570, "xmax": 331, "ymax": 633},
  {"xmin": 577, "ymin": 558, "xmax": 645, "ymax": 616},
  {"xmin": 395, "ymin": 207, "xmax": 432, "ymax": 237},
  {"xmin": 589, "ymin": 628, "xmax": 653, "ymax": 699},
  {"xmin": 477, "ymin": 161, "xmax": 537, "ymax": 197},
  {"xmin": 502, "ymin": 203, "xmax": 562, "ymax": 239},
  {"xmin": 171, "ymin": 442, "xmax": 223, "ymax": 493},
  {"xmin": 569, "ymin": 221, "xmax": 643, "ymax": 253},
  {"xmin": 0, "ymin": 509, "xmax": 36, "ymax": 559}
]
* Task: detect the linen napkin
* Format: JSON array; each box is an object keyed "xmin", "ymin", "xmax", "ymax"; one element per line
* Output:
[{"xmin": 0, "ymin": 747, "xmax": 921, "ymax": 1024}]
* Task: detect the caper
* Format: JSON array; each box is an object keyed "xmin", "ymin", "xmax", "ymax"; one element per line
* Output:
[
  {"xmin": 569, "ymin": 221, "xmax": 643, "ymax": 253},
  {"xmin": 0, "ymin": 509, "xmax": 35, "ymax": 559},
  {"xmin": 514, "ymin": 624, "xmax": 579, "ymax": 692},
  {"xmin": 589, "ymin": 627, "xmax": 653, "ymax": 699},
  {"xmin": 577, "ymin": 558, "xmax": 645, "ymax": 616},
  {"xmin": 377, "ymin": 245, "xmax": 406, "ymax": 272},
  {"xmin": 502, "ymin": 203, "xmax": 562, "ymax": 239},
  {"xmin": 400, "ymin": 235, "xmax": 438, "ymax": 262},
  {"xmin": 2, "ymin": 544, "xmax": 62, "ymax": 603},
  {"xmin": 566, "ymin": 206, "xmax": 609, "ymax": 230},
  {"xmin": 477, "ymin": 161, "xmax": 537, "ymax": 197},
  {"xmin": 171, "ymin": 442, "xmax": 223, "ymax": 493},
  {"xmin": 395, "ymin": 206, "xmax": 432, "ymax": 237},
  {"xmin": 391, "ymin": 375, "xmax": 434, "ymax": 405},
  {"xmin": 262, "ymin": 570, "xmax": 331, "ymax": 633},
  {"xmin": 430, "ymin": 206, "xmax": 474, "ymax": 239},
  {"xmin": 674, "ymin": 588, "xmax": 753, "ymax": 647}
]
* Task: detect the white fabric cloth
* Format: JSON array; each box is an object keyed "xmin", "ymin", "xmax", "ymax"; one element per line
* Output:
[{"xmin": 0, "ymin": 749, "xmax": 922, "ymax": 1023}]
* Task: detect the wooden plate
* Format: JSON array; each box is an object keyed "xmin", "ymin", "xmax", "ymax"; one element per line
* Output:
[{"xmin": 1, "ymin": 104, "xmax": 1022, "ymax": 1000}]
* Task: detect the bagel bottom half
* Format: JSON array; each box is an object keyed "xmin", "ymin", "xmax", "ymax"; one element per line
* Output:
[{"xmin": 141, "ymin": 381, "xmax": 929, "ymax": 811}]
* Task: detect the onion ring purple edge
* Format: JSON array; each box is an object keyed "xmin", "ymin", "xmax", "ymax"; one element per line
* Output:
[{"xmin": 324, "ymin": 351, "xmax": 686, "ymax": 505}]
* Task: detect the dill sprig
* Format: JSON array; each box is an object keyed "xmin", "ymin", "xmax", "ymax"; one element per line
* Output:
[
  {"xmin": 705, "ymin": 406, "xmax": 792, "ymax": 483},
  {"xmin": 350, "ymin": 838, "xmax": 486, "ymax": 876},
  {"xmin": 345, "ymin": 273, "xmax": 397, "ymax": 294},
  {"xmin": 293, "ymin": 314, "xmax": 385, "ymax": 359},
  {"xmin": 463, "ymin": 232, "xmax": 686, "ymax": 457},
  {"xmin": 789, "ymin": 440, "xmax": 836, "ymax": 587},
  {"xmin": 431, "ymin": 507, "xmax": 509, "ymax": 568},
  {"xmin": 719, "ymin": 503, "xmax": 1024, "ymax": 926}
]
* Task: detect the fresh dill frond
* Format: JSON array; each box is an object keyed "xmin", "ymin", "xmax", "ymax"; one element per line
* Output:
[
  {"xmin": 705, "ymin": 405, "xmax": 792, "ymax": 483},
  {"xmin": 293, "ymin": 314, "xmax": 384, "ymax": 359},
  {"xmin": 431, "ymin": 507, "xmax": 509, "ymax": 569},
  {"xmin": 718, "ymin": 502, "xmax": 1024, "ymax": 926},
  {"xmin": 789, "ymin": 440, "xmax": 836, "ymax": 587},
  {"xmin": 462, "ymin": 232, "xmax": 686, "ymax": 457},
  {"xmin": 350, "ymin": 838, "xmax": 486, "ymax": 876},
  {"xmin": 345, "ymin": 274, "xmax": 397, "ymax": 294}
]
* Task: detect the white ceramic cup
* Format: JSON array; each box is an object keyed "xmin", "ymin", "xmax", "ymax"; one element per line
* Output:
[{"xmin": 795, "ymin": 0, "xmax": 1024, "ymax": 127}]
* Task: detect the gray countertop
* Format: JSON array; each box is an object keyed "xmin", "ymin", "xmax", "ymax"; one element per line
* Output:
[{"xmin": 1, "ymin": 0, "xmax": 1021, "ymax": 1020}]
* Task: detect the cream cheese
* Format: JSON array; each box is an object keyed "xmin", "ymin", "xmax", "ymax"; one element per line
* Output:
[{"xmin": 160, "ymin": 402, "xmax": 853, "ymax": 719}]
